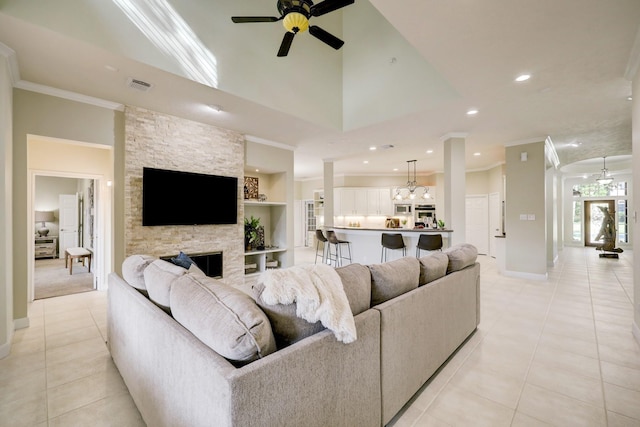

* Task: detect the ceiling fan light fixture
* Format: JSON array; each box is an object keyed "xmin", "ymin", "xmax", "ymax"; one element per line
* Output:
[{"xmin": 283, "ymin": 12, "xmax": 309, "ymax": 33}]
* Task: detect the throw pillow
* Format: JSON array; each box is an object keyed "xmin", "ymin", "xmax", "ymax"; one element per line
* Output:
[
  {"xmin": 144, "ymin": 259, "xmax": 188, "ymax": 313},
  {"xmin": 443, "ymin": 243, "xmax": 478, "ymax": 273},
  {"xmin": 252, "ymin": 281, "xmax": 325, "ymax": 349},
  {"xmin": 170, "ymin": 251, "xmax": 194, "ymax": 269},
  {"xmin": 121, "ymin": 254, "xmax": 156, "ymax": 293},
  {"xmin": 418, "ymin": 252, "xmax": 449, "ymax": 285},
  {"xmin": 171, "ymin": 274, "xmax": 276, "ymax": 364},
  {"xmin": 335, "ymin": 263, "xmax": 372, "ymax": 315},
  {"xmin": 369, "ymin": 257, "xmax": 420, "ymax": 306}
]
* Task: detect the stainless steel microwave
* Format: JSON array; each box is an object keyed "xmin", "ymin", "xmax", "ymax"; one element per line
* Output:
[{"xmin": 394, "ymin": 204, "xmax": 412, "ymax": 215}]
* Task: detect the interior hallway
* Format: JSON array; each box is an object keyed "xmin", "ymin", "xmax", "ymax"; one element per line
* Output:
[{"xmin": 0, "ymin": 247, "xmax": 637, "ymax": 426}]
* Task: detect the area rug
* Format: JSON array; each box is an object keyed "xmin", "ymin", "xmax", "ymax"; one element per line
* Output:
[{"xmin": 34, "ymin": 258, "xmax": 94, "ymax": 300}]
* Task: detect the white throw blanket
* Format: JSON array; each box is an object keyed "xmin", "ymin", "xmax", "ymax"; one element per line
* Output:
[{"xmin": 258, "ymin": 264, "xmax": 357, "ymax": 344}]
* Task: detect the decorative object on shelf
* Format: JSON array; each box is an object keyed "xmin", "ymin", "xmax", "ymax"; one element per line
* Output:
[
  {"xmin": 256, "ymin": 226, "xmax": 265, "ymax": 250},
  {"xmin": 595, "ymin": 156, "xmax": 613, "ymax": 185},
  {"xmin": 244, "ymin": 176, "xmax": 259, "ymax": 199},
  {"xmin": 35, "ymin": 210, "xmax": 55, "ymax": 237},
  {"xmin": 244, "ymin": 215, "xmax": 261, "ymax": 250},
  {"xmin": 258, "ymin": 193, "xmax": 267, "ymax": 202},
  {"xmin": 393, "ymin": 160, "xmax": 432, "ymax": 200},
  {"xmin": 437, "ymin": 219, "xmax": 445, "ymax": 229}
]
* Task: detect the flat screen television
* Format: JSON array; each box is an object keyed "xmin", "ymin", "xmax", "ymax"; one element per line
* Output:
[{"xmin": 142, "ymin": 167, "xmax": 238, "ymax": 226}]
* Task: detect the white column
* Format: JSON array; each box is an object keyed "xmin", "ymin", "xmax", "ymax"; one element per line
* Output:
[
  {"xmin": 443, "ymin": 134, "xmax": 466, "ymax": 246},
  {"xmin": 323, "ymin": 160, "xmax": 334, "ymax": 227}
]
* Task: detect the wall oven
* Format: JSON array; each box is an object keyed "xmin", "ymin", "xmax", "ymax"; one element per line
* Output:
[{"xmin": 414, "ymin": 204, "xmax": 436, "ymax": 224}]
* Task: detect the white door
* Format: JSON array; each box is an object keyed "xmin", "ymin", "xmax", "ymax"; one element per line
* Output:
[
  {"xmin": 465, "ymin": 195, "xmax": 489, "ymax": 255},
  {"xmin": 58, "ymin": 194, "xmax": 79, "ymax": 257},
  {"xmin": 489, "ymin": 192, "xmax": 501, "ymax": 257}
]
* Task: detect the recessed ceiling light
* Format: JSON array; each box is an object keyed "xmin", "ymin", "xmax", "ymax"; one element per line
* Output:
[
  {"xmin": 363, "ymin": 160, "xmax": 369, "ymax": 164},
  {"xmin": 426, "ymin": 149, "xmax": 434, "ymax": 154},
  {"xmin": 627, "ymin": 96, "xmax": 633, "ymax": 101},
  {"xmin": 369, "ymin": 146, "xmax": 377, "ymax": 151},
  {"xmin": 255, "ymin": 169, "xmax": 259, "ymax": 172},
  {"xmin": 473, "ymin": 152, "xmax": 481, "ymax": 156},
  {"xmin": 393, "ymin": 168, "xmax": 398, "ymax": 171},
  {"xmin": 515, "ymin": 74, "xmax": 531, "ymax": 82},
  {"xmin": 467, "ymin": 109, "xmax": 478, "ymax": 115},
  {"xmin": 208, "ymin": 104, "xmax": 223, "ymax": 112}
]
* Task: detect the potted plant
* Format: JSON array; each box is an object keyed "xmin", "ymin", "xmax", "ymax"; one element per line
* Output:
[
  {"xmin": 244, "ymin": 216, "xmax": 260, "ymax": 251},
  {"xmin": 437, "ymin": 219, "xmax": 445, "ymax": 229}
]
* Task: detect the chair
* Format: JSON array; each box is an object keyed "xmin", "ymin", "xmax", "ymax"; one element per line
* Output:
[
  {"xmin": 381, "ymin": 233, "xmax": 406, "ymax": 262},
  {"xmin": 416, "ymin": 234, "xmax": 443, "ymax": 257},
  {"xmin": 326, "ymin": 230, "xmax": 352, "ymax": 267},
  {"xmin": 314, "ymin": 230, "xmax": 329, "ymax": 264}
]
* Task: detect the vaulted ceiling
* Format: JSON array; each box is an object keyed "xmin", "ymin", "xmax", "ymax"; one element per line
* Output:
[{"xmin": 0, "ymin": 0, "xmax": 638, "ymax": 179}]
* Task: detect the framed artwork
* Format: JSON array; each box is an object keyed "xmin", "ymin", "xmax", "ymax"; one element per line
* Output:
[{"xmin": 244, "ymin": 176, "xmax": 259, "ymax": 199}]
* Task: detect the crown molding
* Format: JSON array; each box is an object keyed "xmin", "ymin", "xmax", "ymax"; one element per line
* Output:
[
  {"xmin": 14, "ymin": 80, "xmax": 124, "ymax": 111},
  {"xmin": 0, "ymin": 42, "xmax": 21, "ymax": 85},
  {"xmin": 439, "ymin": 132, "xmax": 468, "ymax": 142},
  {"xmin": 504, "ymin": 137, "xmax": 546, "ymax": 147},
  {"xmin": 245, "ymin": 134, "xmax": 295, "ymax": 151}
]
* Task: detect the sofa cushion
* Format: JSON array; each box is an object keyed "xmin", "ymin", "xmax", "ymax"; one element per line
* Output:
[
  {"xmin": 369, "ymin": 257, "xmax": 420, "ymax": 306},
  {"xmin": 444, "ymin": 243, "xmax": 478, "ymax": 273},
  {"xmin": 418, "ymin": 252, "xmax": 449, "ymax": 285},
  {"xmin": 121, "ymin": 254, "xmax": 156, "ymax": 292},
  {"xmin": 335, "ymin": 263, "xmax": 372, "ymax": 315},
  {"xmin": 172, "ymin": 274, "xmax": 276, "ymax": 364},
  {"xmin": 252, "ymin": 282, "xmax": 325, "ymax": 348},
  {"xmin": 144, "ymin": 259, "xmax": 188, "ymax": 313}
]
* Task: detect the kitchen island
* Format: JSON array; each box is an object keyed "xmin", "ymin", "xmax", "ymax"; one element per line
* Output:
[{"xmin": 325, "ymin": 226, "xmax": 453, "ymax": 265}]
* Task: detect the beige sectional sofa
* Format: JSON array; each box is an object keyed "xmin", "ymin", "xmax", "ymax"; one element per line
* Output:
[{"xmin": 107, "ymin": 244, "xmax": 480, "ymax": 427}]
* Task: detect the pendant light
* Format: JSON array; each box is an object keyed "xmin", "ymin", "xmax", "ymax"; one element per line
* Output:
[
  {"xmin": 595, "ymin": 157, "xmax": 613, "ymax": 185},
  {"xmin": 393, "ymin": 160, "xmax": 431, "ymax": 200}
]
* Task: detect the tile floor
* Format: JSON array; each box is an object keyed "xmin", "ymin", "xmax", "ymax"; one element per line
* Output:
[{"xmin": 0, "ymin": 246, "xmax": 637, "ymax": 426}]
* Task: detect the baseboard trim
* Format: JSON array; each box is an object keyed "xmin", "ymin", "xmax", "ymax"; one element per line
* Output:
[
  {"xmin": 633, "ymin": 322, "xmax": 640, "ymax": 347},
  {"xmin": 503, "ymin": 270, "xmax": 548, "ymax": 281},
  {"xmin": 14, "ymin": 317, "xmax": 30, "ymax": 330}
]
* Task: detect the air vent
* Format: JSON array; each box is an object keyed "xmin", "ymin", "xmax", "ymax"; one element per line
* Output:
[{"xmin": 126, "ymin": 77, "xmax": 153, "ymax": 92}]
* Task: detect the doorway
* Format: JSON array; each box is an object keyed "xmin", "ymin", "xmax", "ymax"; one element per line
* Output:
[
  {"xmin": 33, "ymin": 176, "xmax": 98, "ymax": 299},
  {"xmin": 584, "ymin": 200, "xmax": 615, "ymax": 247},
  {"xmin": 27, "ymin": 135, "xmax": 113, "ymax": 303}
]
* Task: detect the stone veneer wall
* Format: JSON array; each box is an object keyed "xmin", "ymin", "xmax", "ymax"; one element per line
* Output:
[{"xmin": 124, "ymin": 106, "xmax": 244, "ymax": 283}]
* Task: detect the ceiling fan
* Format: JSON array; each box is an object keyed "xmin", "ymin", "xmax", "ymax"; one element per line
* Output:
[{"xmin": 231, "ymin": 0, "xmax": 354, "ymax": 57}]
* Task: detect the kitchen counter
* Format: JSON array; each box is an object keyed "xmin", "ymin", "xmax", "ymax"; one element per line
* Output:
[{"xmin": 323, "ymin": 226, "xmax": 453, "ymax": 265}]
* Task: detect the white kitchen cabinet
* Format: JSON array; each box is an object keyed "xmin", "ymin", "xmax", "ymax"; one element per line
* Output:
[
  {"xmin": 367, "ymin": 188, "xmax": 393, "ymax": 215},
  {"xmin": 335, "ymin": 188, "xmax": 367, "ymax": 215},
  {"xmin": 334, "ymin": 187, "xmax": 393, "ymax": 216}
]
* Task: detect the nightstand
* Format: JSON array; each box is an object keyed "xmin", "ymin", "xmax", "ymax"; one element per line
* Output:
[{"xmin": 35, "ymin": 236, "xmax": 58, "ymax": 259}]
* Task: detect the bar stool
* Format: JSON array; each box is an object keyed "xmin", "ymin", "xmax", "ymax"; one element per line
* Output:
[
  {"xmin": 416, "ymin": 234, "xmax": 443, "ymax": 257},
  {"xmin": 326, "ymin": 230, "xmax": 352, "ymax": 267},
  {"xmin": 381, "ymin": 233, "xmax": 406, "ymax": 262},
  {"xmin": 314, "ymin": 229, "xmax": 329, "ymax": 264}
]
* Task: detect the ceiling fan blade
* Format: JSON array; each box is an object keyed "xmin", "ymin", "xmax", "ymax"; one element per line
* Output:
[
  {"xmin": 310, "ymin": 0, "xmax": 354, "ymax": 17},
  {"xmin": 231, "ymin": 16, "xmax": 280, "ymax": 23},
  {"xmin": 277, "ymin": 31, "xmax": 296, "ymax": 57},
  {"xmin": 309, "ymin": 26, "xmax": 344, "ymax": 50}
]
